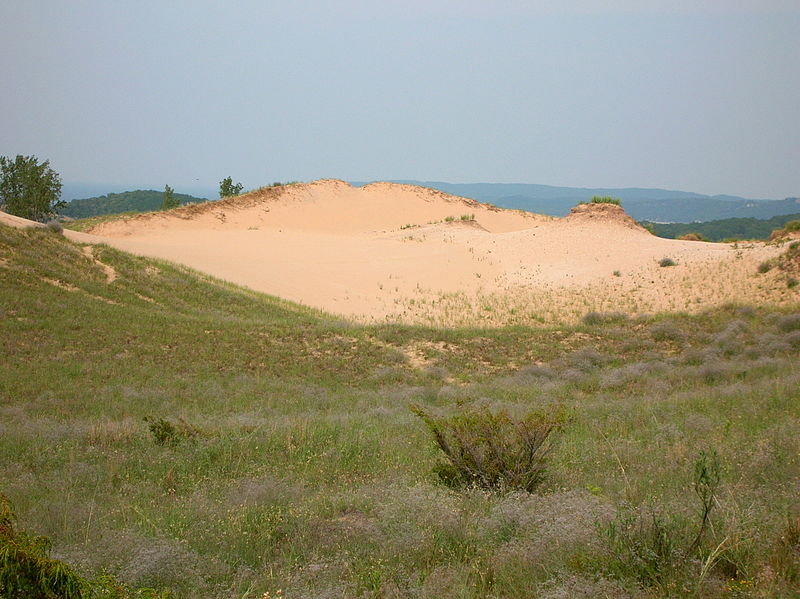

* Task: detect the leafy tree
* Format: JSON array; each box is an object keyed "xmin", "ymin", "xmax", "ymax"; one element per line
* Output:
[
  {"xmin": 219, "ymin": 176, "xmax": 243, "ymax": 198},
  {"xmin": 160, "ymin": 184, "xmax": 179, "ymax": 210},
  {"xmin": 0, "ymin": 155, "xmax": 64, "ymax": 222}
]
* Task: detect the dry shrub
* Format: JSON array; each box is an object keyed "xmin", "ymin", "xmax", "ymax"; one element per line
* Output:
[
  {"xmin": 412, "ymin": 406, "xmax": 563, "ymax": 493},
  {"xmin": 677, "ymin": 232, "xmax": 706, "ymax": 242}
]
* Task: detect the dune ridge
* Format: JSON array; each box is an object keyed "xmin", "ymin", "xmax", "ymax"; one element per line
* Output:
[{"xmin": 3, "ymin": 179, "xmax": 794, "ymax": 324}]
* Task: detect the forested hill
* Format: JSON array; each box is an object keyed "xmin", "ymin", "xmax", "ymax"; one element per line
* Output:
[
  {"xmin": 59, "ymin": 190, "xmax": 209, "ymax": 219},
  {"xmin": 643, "ymin": 213, "xmax": 800, "ymax": 241}
]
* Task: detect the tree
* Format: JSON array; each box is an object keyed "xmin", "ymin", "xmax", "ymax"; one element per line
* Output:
[
  {"xmin": 161, "ymin": 184, "xmax": 179, "ymax": 210},
  {"xmin": 0, "ymin": 155, "xmax": 64, "ymax": 222},
  {"xmin": 219, "ymin": 176, "xmax": 243, "ymax": 198}
]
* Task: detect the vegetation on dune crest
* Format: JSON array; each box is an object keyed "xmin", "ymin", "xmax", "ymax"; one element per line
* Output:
[
  {"xmin": 160, "ymin": 185, "xmax": 179, "ymax": 211},
  {"xmin": 218, "ymin": 177, "xmax": 243, "ymax": 198},
  {"xmin": 1, "ymin": 222, "xmax": 799, "ymax": 598},
  {"xmin": 589, "ymin": 195, "xmax": 622, "ymax": 205}
]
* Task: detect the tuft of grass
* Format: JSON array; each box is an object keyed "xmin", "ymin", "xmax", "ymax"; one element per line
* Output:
[
  {"xmin": 590, "ymin": 196, "xmax": 621, "ymax": 205},
  {"xmin": 658, "ymin": 257, "xmax": 677, "ymax": 267}
]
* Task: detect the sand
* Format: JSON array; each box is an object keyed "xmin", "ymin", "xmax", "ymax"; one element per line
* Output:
[{"xmin": 3, "ymin": 180, "xmax": 795, "ymax": 325}]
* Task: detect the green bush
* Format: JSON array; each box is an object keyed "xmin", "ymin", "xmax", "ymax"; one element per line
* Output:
[
  {"xmin": 144, "ymin": 417, "xmax": 197, "ymax": 446},
  {"xmin": 784, "ymin": 220, "xmax": 800, "ymax": 232},
  {"xmin": 412, "ymin": 406, "xmax": 562, "ymax": 493},
  {"xmin": 600, "ymin": 451, "xmax": 721, "ymax": 588},
  {"xmin": 0, "ymin": 493, "xmax": 83, "ymax": 598},
  {"xmin": 658, "ymin": 257, "xmax": 677, "ymax": 267},
  {"xmin": 590, "ymin": 196, "xmax": 621, "ymax": 205},
  {"xmin": 0, "ymin": 494, "xmax": 173, "ymax": 598}
]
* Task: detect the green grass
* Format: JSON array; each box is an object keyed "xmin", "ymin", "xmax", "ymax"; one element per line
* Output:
[
  {"xmin": 590, "ymin": 195, "xmax": 622, "ymax": 205},
  {"xmin": 2, "ymin": 223, "xmax": 799, "ymax": 598},
  {"xmin": 62, "ymin": 211, "xmax": 147, "ymax": 232}
]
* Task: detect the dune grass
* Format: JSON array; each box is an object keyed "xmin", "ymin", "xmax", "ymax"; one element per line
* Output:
[{"xmin": 1, "ymin": 223, "xmax": 800, "ymax": 598}]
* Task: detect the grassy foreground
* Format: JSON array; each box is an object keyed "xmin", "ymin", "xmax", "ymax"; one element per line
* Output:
[{"xmin": 1, "ymin": 223, "xmax": 799, "ymax": 598}]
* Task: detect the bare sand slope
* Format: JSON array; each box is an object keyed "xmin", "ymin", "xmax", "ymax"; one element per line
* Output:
[{"xmin": 4, "ymin": 181, "xmax": 795, "ymax": 325}]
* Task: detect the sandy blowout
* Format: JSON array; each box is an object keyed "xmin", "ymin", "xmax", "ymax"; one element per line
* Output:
[{"xmin": 3, "ymin": 180, "xmax": 796, "ymax": 325}]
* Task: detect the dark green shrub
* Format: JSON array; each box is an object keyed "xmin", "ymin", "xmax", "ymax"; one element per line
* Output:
[
  {"xmin": 144, "ymin": 417, "xmax": 197, "ymax": 446},
  {"xmin": 412, "ymin": 406, "xmax": 563, "ymax": 493},
  {"xmin": 758, "ymin": 261, "xmax": 773, "ymax": 273},
  {"xmin": 0, "ymin": 494, "xmax": 83, "ymax": 598},
  {"xmin": 0, "ymin": 494, "xmax": 174, "ymax": 599}
]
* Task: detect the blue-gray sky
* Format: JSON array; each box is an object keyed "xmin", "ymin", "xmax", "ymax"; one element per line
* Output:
[{"xmin": 1, "ymin": 1, "xmax": 798, "ymax": 199}]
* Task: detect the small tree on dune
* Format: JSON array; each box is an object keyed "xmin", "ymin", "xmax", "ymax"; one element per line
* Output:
[
  {"xmin": 219, "ymin": 176, "xmax": 243, "ymax": 198},
  {"xmin": 161, "ymin": 184, "xmax": 179, "ymax": 210}
]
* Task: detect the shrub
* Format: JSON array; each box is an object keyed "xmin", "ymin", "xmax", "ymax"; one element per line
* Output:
[
  {"xmin": 460, "ymin": 213, "xmax": 475, "ymax": 221},
  {"xmin": 758, "ymin": 261, "xmax": 773, "ymax": 274},
  {"xmin": 600, "ymin": 451, "xmax": 721, "ymax": 588},
  {"xmin": 785, "ymin": 220, "xmax": 800, "ymax": 232},
  {"xmin": 658, "ymin": 257, "xmax": 676, "ymax": 267},
  {"xmin": 600, "ymin": 505, "xmax": 684, "ymax": 586},
  {"xmin": 0, "ymin": 493, "xmax": 83, "ymax": 598},
  {"xmin": 412, "ymin": 406, "xmax": 563, "ymax": 493},
  {"xmin": 45, "ymin": 219, "xmax": 63, "ymax": 234},
  {"xmin": 0, "ymin": 494, "xmax": 173, "ymax": 598},
  {"xmin": 144, "ymin": 417, "xmax": 197, "ymax": 446},
  {"xmin": 590, "ymin": 196, "xmax": 621, "ymax": 205}
]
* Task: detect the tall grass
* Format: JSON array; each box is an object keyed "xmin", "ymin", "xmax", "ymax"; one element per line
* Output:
[{"xmin": 1, "ymin": 223, "xmax": 799, "ymax": 597}]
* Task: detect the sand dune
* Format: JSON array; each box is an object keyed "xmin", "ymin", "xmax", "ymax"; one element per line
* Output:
[{"xmin": 3, "ymin": 180, "xmax": 794, "ymax": 324}]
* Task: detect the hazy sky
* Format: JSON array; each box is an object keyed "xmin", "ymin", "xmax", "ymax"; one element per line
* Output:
[{"xmin": 2, "ymin": 1, "xmax": 798, "ymax": 198}]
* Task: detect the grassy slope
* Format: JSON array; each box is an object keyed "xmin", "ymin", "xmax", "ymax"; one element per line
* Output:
[{"xmin": 1, "ymin": 223, "xmax": 799, "ymax": 598}]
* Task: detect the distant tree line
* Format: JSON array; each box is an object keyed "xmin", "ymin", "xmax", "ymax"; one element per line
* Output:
[
  {"xmin": 59, "ymin": 190, "xmax": 208, "ymax": 219},
  {"xmin": 642, "ymin": 213, "xmax": 800, "ymax": 242}
]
